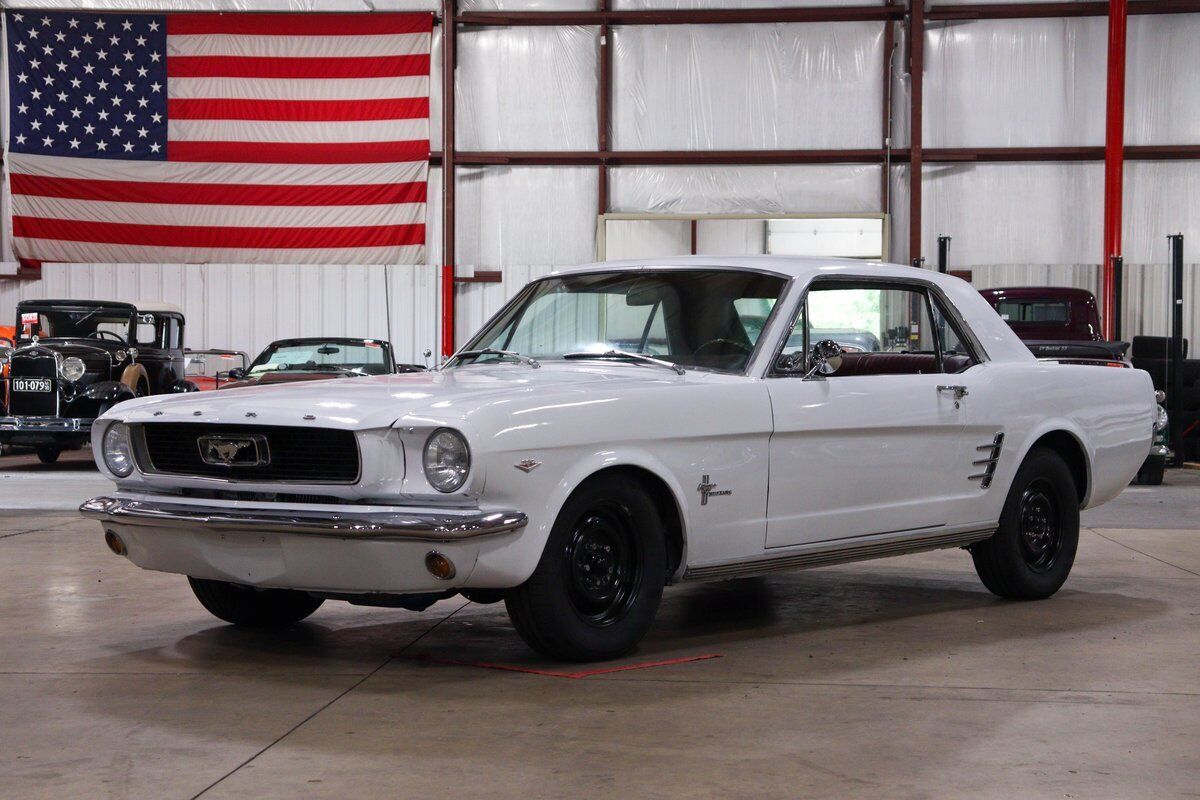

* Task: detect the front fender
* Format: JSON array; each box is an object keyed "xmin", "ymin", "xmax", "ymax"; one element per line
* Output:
[
  {"xmin": 467, "ymin": 446, "xmax": 693, "ymax": 588},
  {"xmin": 82, "ymin": 381, "xmax": 136, "ymax": 404}
]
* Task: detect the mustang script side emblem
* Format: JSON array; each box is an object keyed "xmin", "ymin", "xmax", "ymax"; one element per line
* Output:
[
  {"xmin": 514, "ymin": 459, "xmax": 541, "ymax": 473},
  {"xmin": 697, "ymin": 474, "xmax": 732, "ymax": 505},
  {"xmin": 198, "ymin": 435, "xmax": 270, "ymax": 467}
]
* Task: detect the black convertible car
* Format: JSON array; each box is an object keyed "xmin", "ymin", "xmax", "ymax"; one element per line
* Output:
[{"xmin": 0, "ymin": 299, "xmax": 196, "ymax": 463}]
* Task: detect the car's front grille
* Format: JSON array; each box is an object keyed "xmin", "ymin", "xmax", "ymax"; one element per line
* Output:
[
  {"xmin": 8, "ymin": 353, "xmax": 59, "ymax": 416},
  {"xmin": 136, "ymin": 423, "xmax": 360, "ymax": 484}
]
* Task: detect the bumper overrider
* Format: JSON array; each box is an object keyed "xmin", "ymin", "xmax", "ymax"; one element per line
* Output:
[{"xmin": 80, "ymin": 495, "xmax": 529, "ymax": 594}]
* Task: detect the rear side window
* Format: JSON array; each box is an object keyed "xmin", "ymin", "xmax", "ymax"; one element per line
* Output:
[{"xmin": 995, "ymin": 300, "xmax": 1069, "ymax": 324}]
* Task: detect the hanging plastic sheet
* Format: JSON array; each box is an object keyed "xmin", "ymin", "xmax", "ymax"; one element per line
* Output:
[
  {"xmin": 924, "ymin": 18, "xmax": 1106, "ymax": 148},
  {"xmin": 1124, "ymin": 161, "xmax": 1200, "ymax": 264},
  {"xmin": 612, "ymin": 22, "xmax": 884, "ymax": 150},
  {"xmin": 460, "ymin": 0, "xmax": 594, "ymax": 9},
  {"xmin": 457, "ymin": 26, "xmax": 598, "ymax": 150},
  {"xmin": 922, "ymin": 161, "xmax": 1102, "ymax": 266},
  {"xmin": 454, "ymin": 166, "xmax": 597, "ymax": 268},
  {"xmin": 0, "ymin": 0, "xmax": 437, "ymax": 9},
  {"xmin": 610, "ymin": 165, "xmax": 881, "ymax": 215},
  {"xmin": 1127, "ymin": 14, "xmax": 1200, "ymax": 146}
]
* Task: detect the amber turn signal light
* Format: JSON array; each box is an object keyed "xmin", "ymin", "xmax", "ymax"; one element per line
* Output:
[{"xmin": 424, "ymin": 551, "xmax": 456, "ymax": 580}]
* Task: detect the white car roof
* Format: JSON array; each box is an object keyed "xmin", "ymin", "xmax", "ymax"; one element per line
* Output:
[{"xmin": 549, "ymin": 255, "xmax": 1035, "ymax": 365}]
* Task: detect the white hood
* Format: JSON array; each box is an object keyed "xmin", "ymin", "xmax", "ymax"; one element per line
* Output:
[{"xmin": 110, "ymin": 363, "xmax": 699, "ymax": 430}]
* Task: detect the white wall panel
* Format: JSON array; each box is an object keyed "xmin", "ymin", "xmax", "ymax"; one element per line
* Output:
[
  {"xmin": 455, "ymin": 166, "xmax": 597, "ymax": 267},
  {"xmin": 1127, "ymin": 14, "xmax": 1200, "ymax": 146},
  {"xmin": 610, "ymin": 165, "xmax": 881, "ymax": 214},
  {"xmin": 613, "ymin": 22, "xmax": 884, "ymax": 150},
  {"xmin": 458, "ymin": 26, "xmax": 598, "ymax": 151},
  {"xmin": 925, "ymin": 18, "xmax": 1106, "ymax": 148},
  {"xmin": 922, "ymin": 161, "xmax": 1102, "ymax": 266}
]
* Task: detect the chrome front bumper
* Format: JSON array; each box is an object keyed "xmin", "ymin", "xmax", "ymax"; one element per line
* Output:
[
  {"xmin": 1, "ymin": 415, "xmax": 93, "ymax": 432},
  {"xmin": 80, "ymin": 496, "xmax": 528, "ymax": 542}
]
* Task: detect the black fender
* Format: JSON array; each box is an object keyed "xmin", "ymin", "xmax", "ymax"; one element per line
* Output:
[
  {"xmin": 82, "ymin": 381, "xmax": 136, "ymax": 404},
  {"xmin": 170, "ymin": 379, "xmax": 200, "ymax": 393}
]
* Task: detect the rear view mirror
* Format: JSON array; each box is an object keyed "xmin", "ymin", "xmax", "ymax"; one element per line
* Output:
[{"xmin": 317, "ymin": 345, "xmax": 341, "ymax": 355}]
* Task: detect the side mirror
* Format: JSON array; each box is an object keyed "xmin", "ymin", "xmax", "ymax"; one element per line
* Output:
[
  {"xmin": 804, "ymin": 339, "xmax": 844, "ymax": 381},
  {"xmin": 227, "ymin": 368, "xmax": 246, "ymax": 381},
  {"xmin": 170, "ymin": 379, "xmax": 199, "ymax": 393}
]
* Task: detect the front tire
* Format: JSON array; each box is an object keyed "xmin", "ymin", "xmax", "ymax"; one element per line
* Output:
[
  {"xmin": 1133, "ymin": 455, "xmax": 1165, "ymax": 486},
  {"xmin": 505, "ymin": 475, "xmax": 666, "ymax": 661},
  {"xmin": 36, "ymin": 446, "xmax": 61, "ymax": 464},
  {"xmin": 971, "ymin": 448, "xmax": 1080, "ymax": 599},
  {"xmin": 188, "ymin": 577, "xmax": 324, "ymax": 627}
]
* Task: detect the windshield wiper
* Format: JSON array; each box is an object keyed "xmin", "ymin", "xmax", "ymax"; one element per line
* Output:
[
  {"xmin": 562, "ymin": 349, "xmax": 685, "ymax": 375},
  {"xmin": 446, "ymin": 348, "xmax": 540, "ymax": 369}
]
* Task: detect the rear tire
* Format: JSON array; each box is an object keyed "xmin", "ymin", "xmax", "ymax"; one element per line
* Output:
[
  {"xmin": 971, "ymin": 447, "xmax": 1080, "ymax": 599},
  {"xmin": 188, "ymin": 577, "xmax": 324, "ymax": 627},
  {"xmin": 505, "ymin": 475, "xmax": 666, "ymax": 662},
  {"xmin": 36, "ymin": 447, "xmax": 61, "ymax": 464}
]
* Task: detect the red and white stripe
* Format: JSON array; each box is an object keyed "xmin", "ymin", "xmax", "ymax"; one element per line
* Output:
[{"xmin": 8, "ymin": 12, "xmax": 431, "ymax": 265}]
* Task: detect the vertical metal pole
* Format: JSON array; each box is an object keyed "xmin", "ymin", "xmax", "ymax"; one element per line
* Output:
[
  {"xmin": 597, "ymin": 0, "xmax": 611, "ymax": 233},
  {"xmin": 908, "ymin": 1, "xmax": 924, "ymax": 266},
  {"xmin": 1101, "ymin": 0, "xmax": 1128, "ymax": 342},
  {"xmin": 936, "ymin": 235, "xmax": 950, "ymax": 274},
  {"xmin": 690, "ymin": 219, "xmax": 697, "ymax": 255},
  {"xmin": 1168, "ymin": 234, "xmax": 1185, "ymax": 467},
  {"xmin": 1111, "ymin": 255, "xmax": 1124, "ymax": 341},
  {"xmin": 441, "ymin": 0, "xmax": 457, "ymax": 357},
  {"xmin": 881, "ymin": 18, "xmax": 895, "ymax": 212}
]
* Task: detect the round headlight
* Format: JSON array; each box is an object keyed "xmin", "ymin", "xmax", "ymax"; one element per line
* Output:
[
  {"xmin": 60, "ymin": 356, "xmax": 86, "ymax": 382},
  {"xmin": 114, "ymin": 349, "xmax": 127, "ymax": 364},
  {"xmin": 102, "ymin": 422, "xmax": 135, "ymax": 478},
  {"xmin": 423, "ymin": 428, "xmax": 470, "ymax": 493}
]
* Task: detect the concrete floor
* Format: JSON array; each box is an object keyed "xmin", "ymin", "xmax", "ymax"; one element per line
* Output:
[{"xmin": 1, "ymin": 458, "xmax": 1198, "ymax": 799}]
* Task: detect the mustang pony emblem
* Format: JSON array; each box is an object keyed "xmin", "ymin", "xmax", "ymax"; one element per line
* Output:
[
  {"xmin": 197, "ymin": 435, "xmax": 268, "ymax": 467},
  {"xmin": 697, "ymin": 474, "xmax": 732, "ymax": 505}
]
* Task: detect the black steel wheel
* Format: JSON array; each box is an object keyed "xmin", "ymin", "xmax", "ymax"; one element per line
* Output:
[
  {"xmin": 506, "ymin": 474, "xmax": 666, "ymax": 661},
  {"xmin": 971, "ymin": 447, "xmax": 1079, "ymax": 600},
  {"xmin": 1016, "ymin": 479, "xmax": 1063, "ymax": 573},
  {"xmin": 563, "ymin": 504, "xmax": 645, "ymax": 626}
]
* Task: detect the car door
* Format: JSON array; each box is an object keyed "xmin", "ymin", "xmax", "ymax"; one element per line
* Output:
[{"xmin": 764, "ymin": 279, "xmax": 983, "ymax": 548}]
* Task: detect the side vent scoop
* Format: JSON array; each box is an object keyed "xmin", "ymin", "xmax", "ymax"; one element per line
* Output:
[{"xmin": 970, "ymin": 433, "xmax": 1005, "ymax": 489}]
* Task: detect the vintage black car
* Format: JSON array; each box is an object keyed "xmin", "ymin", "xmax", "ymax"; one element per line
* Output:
[{"xmin": 0, "ymin": 299, "xmax": 196, "ymax": 463}]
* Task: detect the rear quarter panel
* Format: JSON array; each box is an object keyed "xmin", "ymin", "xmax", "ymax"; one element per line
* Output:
[{"xmin": 975, "ymin": 362, "xmax": 1154, "ymax": 516}]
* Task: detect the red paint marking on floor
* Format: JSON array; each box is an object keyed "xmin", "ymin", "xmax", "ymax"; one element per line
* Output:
[{"xmin": 411, "ymin": 652, "xmax": 722, "ymax": 679}]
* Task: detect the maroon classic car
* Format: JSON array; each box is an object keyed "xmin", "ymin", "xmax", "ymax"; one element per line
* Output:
[
  {"xmin": 219, "ymin": 337, "xmax": 423, "ymax": 389},
  {"xmin": 977, "ymin": 287, "xmax": 1128, "ymax": 362}
]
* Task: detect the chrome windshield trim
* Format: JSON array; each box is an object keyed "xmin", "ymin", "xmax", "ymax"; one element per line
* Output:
[{"xmin": 79, "ymin": 496, "xmax": 528, "ymax": 542}]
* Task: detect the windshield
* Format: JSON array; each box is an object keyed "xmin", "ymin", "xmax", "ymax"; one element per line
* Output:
[
  {"xmin": 249, "ymin": 341, "xmax": 391, "ymax": 376},
  {"xmin": 17, "ymin": 306, "xmax": 134, "ymax": 341},
  {"xmin": 462, "ymin": 269, "xmax": 787, "ymax": 373}
]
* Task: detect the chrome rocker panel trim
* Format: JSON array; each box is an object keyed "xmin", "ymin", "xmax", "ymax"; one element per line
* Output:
[
  {"xmin": 683, "ymin": 524, "xmax": 996, "ymax": 582},
  {"xmin": 79, "ymin": 496, "xmax": 528, "ymax": 543},
  {"xmin": 1, "ymin": 416, "xmax": 93, "ymax": 432}
]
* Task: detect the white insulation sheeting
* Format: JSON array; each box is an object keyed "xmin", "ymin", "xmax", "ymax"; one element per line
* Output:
[
  {"xmin": 2, "ymin": 7, "xmax": 1200, "ymax": 356},
  {"xmin": 613, "ymin": 22, "xmax": 884, "ymax": 151}
]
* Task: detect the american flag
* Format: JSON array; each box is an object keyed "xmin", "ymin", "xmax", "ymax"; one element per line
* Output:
[{"xmin": 4, "ymin": 10, "xmax": 431, "ymax": 265}]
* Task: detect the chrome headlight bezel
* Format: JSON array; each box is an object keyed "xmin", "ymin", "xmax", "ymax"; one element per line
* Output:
[
  {"xmin": 422, "ymin": 428, "xmax": 471, "ymax": 493},
  {"xmin": 102, "ymin": 422, "xmax": 135, "ymax": 478},
  {"xmin": 60, "ymin": 356, "xmax": 86, "ymax": 382},
  {"xmin": 1154, "ymin": 405, "xmax": 1169, "ymax": 432}
]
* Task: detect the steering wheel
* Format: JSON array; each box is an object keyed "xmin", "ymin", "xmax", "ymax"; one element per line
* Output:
[
  {"xmin": 694, "ymin": 338, "xmax": 753, "ymax": 358},
  {"xmin": 88, "ymin": 330, "xmax": 127, "ymax": 344}
]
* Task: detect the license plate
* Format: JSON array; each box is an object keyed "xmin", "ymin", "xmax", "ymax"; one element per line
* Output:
[{"xmin": 13, "ymin": 378, "xmax": 52, "ymax": 393}]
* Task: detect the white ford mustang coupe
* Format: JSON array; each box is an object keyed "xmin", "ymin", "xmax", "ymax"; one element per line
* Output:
[{"xmin": 82, "ymin": 257, "xmax": 1155, "ymax": 661}]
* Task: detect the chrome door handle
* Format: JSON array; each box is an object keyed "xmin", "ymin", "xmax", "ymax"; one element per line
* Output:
[{"xmin": 937, "ymin": 385, "xmax": 969, "ymax": 399}]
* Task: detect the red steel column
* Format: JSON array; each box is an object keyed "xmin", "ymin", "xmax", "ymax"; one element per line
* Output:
[
  {"xmin": 1101, "ymin": 0, "xmax": 1128, "ymax": 340},
  {"xmin": 441, "ymin": 0, "xmax": 458, "ymax": 357}
]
